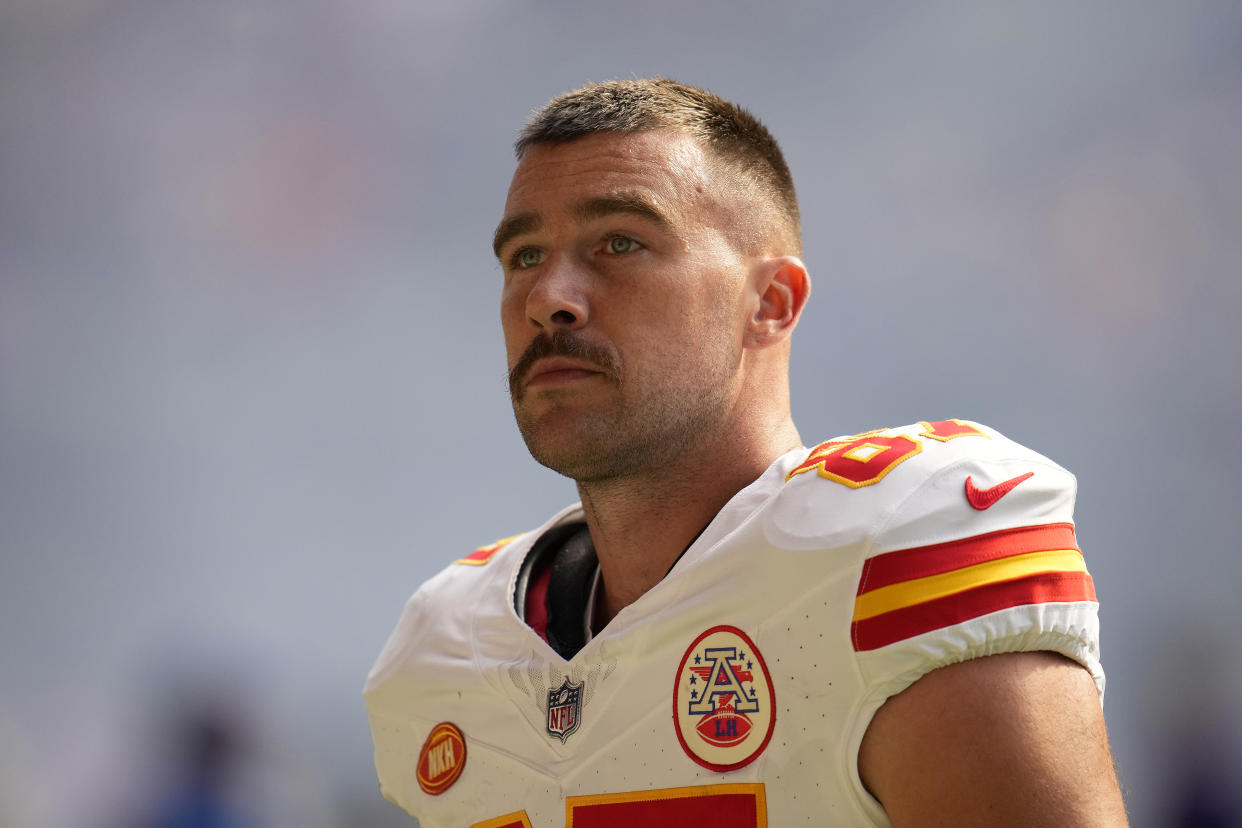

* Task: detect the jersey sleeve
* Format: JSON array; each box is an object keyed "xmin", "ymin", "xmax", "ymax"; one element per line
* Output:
[
  {"xmin": 365, "ymin": 532, "xmax": 529, "ymax": 702},
  {"xmin": 850, "ymin": 427, "xmax": 1104, "ymax": 706},
  {"xmin": 766, "ymin": 421, "xmax": 1106, "ymax": 826},
  {"xmin": 363, "ymin": 532, "xmax": 534, "ymax": 820}
]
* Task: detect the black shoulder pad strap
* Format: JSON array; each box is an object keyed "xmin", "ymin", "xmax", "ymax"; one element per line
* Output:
[
  {"xmin": 543, "ymin": 523, "xmax": 597, "ymax": 660},
  {"xmin": 513, "ymin": 522, "xmax": 598, "ymax": 660}
]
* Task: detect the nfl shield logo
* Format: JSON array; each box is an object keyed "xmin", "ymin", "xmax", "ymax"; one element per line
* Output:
[{"xmin": 546, "ymin": 677, "xmax": 582, "ymax": 743}]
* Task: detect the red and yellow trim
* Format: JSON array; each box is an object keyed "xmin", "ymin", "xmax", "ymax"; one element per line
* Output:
[
  {"xmin": 852, "ymin": 523, "xmax": 1095, "ymax": 651},
  {"xmin": 471, "ymin": 811, "xmax": 534, "ymax": 828},
  {"xmin": 456, "ymin": 534, "xmax": 522, "ymax": 566},
  {"xmin": 786, "ymin": 434, "xmax": 922, "ymax": 488},
  {"xmin": 786, "ymin": 422, "xmax": 988, "ymax": 489},
  {"xmin": 918, "ymin": 419, "xmax": 988, "ymax": 442}
]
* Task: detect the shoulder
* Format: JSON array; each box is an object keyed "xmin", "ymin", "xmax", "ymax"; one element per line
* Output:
[
  {"xmin": 769, "ymin": 419, "xmax": 1075, "ymax": 550},
  {"xmin": 405, "ymin": 501, "xmax": 587, "ymax": 612},
  {"xmin": 771, "ymin": 419, "xmax": 1102, "ymax": 691},
  {"xmin": 418, "ymin": 530, "xmax": 532, "ymax": 610},
  {"xmin": 362, "ymin": 532, "xmax": 522, "ymax": 693},
  {"xmin": 364, "ymin": 503, "xmax": 585, "ymax": 694},
  {"xmin": 771, "ymin": 421, "xmax": 1108, "ymax": 819},
  {"xmin": 787, "ymin": 419, "xmax": 1070, "ymax": 493}
]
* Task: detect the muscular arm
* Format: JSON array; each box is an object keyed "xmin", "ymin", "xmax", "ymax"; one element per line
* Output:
[{"xmin": 858, "ymin": 651, "xmax": 1128, "ymax": 827}]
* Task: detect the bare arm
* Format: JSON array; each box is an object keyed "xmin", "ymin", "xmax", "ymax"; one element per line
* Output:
[{"xmin": 858, "ymin": 651, "xmax": 1128, "ymax": 827}]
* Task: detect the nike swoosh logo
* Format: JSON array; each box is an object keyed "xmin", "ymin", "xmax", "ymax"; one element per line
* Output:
[{"xmin": 964, "ymin": 472, "xmax": 1034, "ymax": 510}]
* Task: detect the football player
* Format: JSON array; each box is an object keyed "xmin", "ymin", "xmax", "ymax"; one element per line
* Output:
[{"xmin": 365, "ymin": 79, "xmax": 1128, "ymax": 827}]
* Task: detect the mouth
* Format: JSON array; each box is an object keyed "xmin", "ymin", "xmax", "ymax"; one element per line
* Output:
[
  {"xmin": 508, "ymin": 330, "xmax": 620, "ymax": 401},
  {"xmin": 523, "ymin": 357, "xmax": 606, "ymax": 391}
]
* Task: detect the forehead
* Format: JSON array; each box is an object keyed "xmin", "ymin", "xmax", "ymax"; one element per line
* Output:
[{"xmin": 501, "ymin": 130, "xmax": 713, "ymax": 223}]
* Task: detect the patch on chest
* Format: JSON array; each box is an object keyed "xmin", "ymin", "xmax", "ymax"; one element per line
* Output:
[
  {"xmin": 416, "ymin": 722, "xmax": 467, "ymax": 795},
  {"xmin": 546, "ymin": 676, "xmax": 583, "ymax": 743},
  {"xmin": 673, "ymin": 625, "xmax": 776, "ymax": 772}
]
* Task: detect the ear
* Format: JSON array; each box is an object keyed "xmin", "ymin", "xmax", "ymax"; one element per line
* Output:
[{"xmin": 744, "ymin": 256, "xmax": 811, "ymax": 349}]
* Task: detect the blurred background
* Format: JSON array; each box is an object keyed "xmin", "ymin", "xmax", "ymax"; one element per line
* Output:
[{"xmin": 2, "ymin": 1, "xmax": 1240, "ymax": 826}]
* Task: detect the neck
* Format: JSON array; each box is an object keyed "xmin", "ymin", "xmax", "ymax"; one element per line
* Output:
[{"xmin": 578, "ymin": 416, "xmax": 801, "ymax": 626}]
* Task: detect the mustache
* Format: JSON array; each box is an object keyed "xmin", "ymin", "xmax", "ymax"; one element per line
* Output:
[{"xmin": 508, "ymin": 330, "xmax": 620, "ymax": 398}]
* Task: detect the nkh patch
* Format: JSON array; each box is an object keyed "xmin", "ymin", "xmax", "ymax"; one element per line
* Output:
[
  {"xmin": 416, "ymin": 722, "xmax": 467, "ymax": 795},
  {"xmin": 673, "ymin": 625, "xmax": 776, "ymax": 772},
  {"xmin": 546, "ymin": 677, "xmax": 583, "ymax": 743}
]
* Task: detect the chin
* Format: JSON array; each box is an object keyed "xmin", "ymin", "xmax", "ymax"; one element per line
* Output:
[
  {"xmin": 519, "ymin": 427, "xmax": 623, "ymax": 482},
  {"xmin": 523, "ymin": 437, "xmax": 597, "ymax": 480}
]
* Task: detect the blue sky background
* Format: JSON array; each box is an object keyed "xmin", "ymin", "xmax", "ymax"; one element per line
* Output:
[{"xmin": 2, "ymin": 2, "xmax": 1240, "ymax": 825}]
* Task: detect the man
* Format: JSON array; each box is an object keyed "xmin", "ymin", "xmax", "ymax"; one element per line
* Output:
[{"xmin": 365, "ymin": 79, "xmax": 1127, "ymax": 827}]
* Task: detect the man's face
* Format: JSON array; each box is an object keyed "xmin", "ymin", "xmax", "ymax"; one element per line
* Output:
[{"xmin": 495, "ymin": 130, "xmax": 755, "ymax": 482}]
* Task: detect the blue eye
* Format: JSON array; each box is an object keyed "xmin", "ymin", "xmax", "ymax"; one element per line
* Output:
[
  {"xmin": 606, "ymin": 235, "xmax": 641, "ymax": 255},
  {"xmin": 514, "ymin": 248, "xmax": 545, "ymax": 268}
]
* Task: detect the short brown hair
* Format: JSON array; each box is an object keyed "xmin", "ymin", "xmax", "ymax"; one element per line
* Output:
[{"xmin": 516, "ymin": 78, "xmax": 801, "ymax": 254}]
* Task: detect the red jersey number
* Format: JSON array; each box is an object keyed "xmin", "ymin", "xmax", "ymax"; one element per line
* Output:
[{"xmin": 470, "ymin": 784, "xmax": 765, "ymax": 828}]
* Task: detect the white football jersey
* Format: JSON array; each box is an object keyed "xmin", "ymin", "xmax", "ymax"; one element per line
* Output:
[{"xmin": 365, "ymin": 421, "xmax": 1104, "ymax": 828}]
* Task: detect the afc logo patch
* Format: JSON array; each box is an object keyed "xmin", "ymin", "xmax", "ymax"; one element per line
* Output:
[
  {"xmin": 546, "ymin": 677, "xmax": 582, "ymax": 743},
  {"xmin": 672, "ymin": 625, "xmax": 776, "ymax": 772}
]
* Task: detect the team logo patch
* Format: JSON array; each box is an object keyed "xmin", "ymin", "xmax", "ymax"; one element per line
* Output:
[
  {"xmin": 546, "ymin": 677, "xmax": 583, "ymax": 743},
  {"xmin": 416, "ymin": 722, "xmax": 467, "ymax": 795},
  {"xmin": 673, "ymin": 625, "xmax": 776, "ymax": 772}
]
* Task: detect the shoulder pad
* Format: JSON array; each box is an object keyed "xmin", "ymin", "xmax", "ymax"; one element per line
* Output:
[{"xmin": 765, "ymin": 420, "xmax": 1074, "ymax": 550}]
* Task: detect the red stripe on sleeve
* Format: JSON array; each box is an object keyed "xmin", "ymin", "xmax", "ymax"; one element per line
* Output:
[
  {"xmin": 851, "ymin": 570, "xmax": 1097, "ymax": 652},
  {"xmin": 858, "ymin": 523, "xmax": 1078, "ymax": 594}
]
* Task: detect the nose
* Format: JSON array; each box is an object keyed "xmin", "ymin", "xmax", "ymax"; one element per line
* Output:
[{"xmin": 524, "ymin": 256, "xmax": 589, "ymax": 330}]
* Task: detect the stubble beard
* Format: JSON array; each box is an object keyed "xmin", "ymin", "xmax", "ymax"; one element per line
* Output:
[
  {"xmin": 511, "ymin": 336, "xmax": 739, "ymax": 485},
  {"xmin": 516, "ymin": 382, "xmax": 730, "ymax": 484}
]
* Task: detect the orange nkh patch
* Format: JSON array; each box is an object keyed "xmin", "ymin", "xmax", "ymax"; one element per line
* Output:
[{"xmin": 417, "ymin": 722, "xmax": 467, "ymax": 796}]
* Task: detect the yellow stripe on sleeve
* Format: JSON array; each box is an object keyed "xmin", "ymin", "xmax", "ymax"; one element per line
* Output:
[{"xmin": 853, "ymin": 548, "xmax": 1087, "ymax": 622}]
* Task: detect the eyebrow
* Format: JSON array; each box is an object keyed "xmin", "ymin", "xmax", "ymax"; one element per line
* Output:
[
  {"xmin": 492, "ymin": 212, "xmax": 541, "ymax": 260},
  {"xmin": 492, "ymin": 193, "xmax": 677, "ymax": 260}
]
